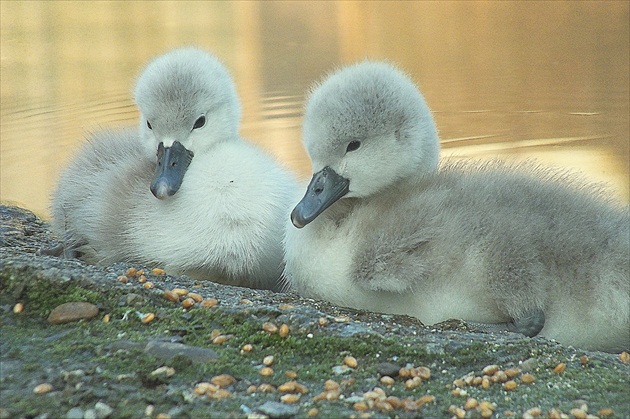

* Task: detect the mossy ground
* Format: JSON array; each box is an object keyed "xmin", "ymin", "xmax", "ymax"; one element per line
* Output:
[{"xmin": 1, "ymin": 264, "xmax": 629, "ymax": 419}]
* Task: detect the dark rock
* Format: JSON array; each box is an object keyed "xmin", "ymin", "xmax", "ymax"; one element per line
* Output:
[{"xmin": 376, "ymin": 362, "xmax": 401, "ymax": 378}]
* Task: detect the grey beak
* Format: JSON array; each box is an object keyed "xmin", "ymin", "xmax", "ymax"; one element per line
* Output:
[
  {"xmin": 291, "ymin": 166, "xmax": 350, "ymax": 228},
  {"xmin": 150, "ymin": 141, "xmax": 194, "ymax": 200}
]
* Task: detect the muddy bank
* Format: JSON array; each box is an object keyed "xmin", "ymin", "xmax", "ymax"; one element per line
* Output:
[{"xmin": 1, "ymin": 205, "xmax": 628, "ymax": 418}]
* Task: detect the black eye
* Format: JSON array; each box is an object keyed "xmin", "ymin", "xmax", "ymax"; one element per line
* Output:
[
  {"xmin": 147, "ymin": 120, "xmax": 152, "ymax": 130},
  {"xmin": 346, "ymin": 140, "xmax": 361, "ymax": 152},
  {"xmin": 193, "ymin": 115, "xmax": 206, "ymax": 130}
]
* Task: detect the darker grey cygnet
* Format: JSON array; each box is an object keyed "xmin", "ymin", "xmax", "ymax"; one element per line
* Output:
[{"xmin": 284, "ymin": 61, "xmax": 629, "ymax": 353}]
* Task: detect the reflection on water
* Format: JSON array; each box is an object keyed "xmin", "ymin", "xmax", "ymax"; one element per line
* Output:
[{"xmin": 1, "ymin": 1, "xmax": 628, "ymax": 218}]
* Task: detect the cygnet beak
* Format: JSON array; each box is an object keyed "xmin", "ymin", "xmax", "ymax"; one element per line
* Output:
[
  {"xmin": 291, "ymin": 166, "xmax": 350, "ymax": 228},
  {"xmin": 150, "ymin": 141, "xmax": 194, "ymax": 200}
]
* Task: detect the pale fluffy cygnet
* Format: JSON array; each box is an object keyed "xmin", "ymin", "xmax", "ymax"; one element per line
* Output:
[
  {"xmin": 51, "ymin": 47, "xmax": 298, "ymax": 290},
  {"xmin": 284, "ymin": 61, "xmax": 629, "ymax": 352}
]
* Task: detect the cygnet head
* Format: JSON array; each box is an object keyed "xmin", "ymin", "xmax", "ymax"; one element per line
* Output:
[
  {"xmin": 134, "ymin": 47, "xmax": 241, "ymax": 199},
  {"xmin": 291, "ymin": 61, "xmax": 440, "ymax": 227}
]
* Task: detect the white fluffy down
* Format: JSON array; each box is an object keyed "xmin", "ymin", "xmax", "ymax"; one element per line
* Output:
[
  {"xmin": 52, "ymin": 48, "xmax": 298, "ymax": 290},
  {"xmin": 284, "ymin": 61, "xmax": 630, "ymax": 352}
]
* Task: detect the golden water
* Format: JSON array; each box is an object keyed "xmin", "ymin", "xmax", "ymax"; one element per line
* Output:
[{"xmin": 1, "ymin": 1, "xmax": 628, "ymax": 219}]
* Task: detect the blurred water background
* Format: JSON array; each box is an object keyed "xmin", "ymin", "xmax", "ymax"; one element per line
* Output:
[{"xmin": 1, "ymin": 1, "xmax": 628, "ymax": 218}]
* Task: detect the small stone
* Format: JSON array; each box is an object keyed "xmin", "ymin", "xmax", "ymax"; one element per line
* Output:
[
  {"xmin": 452, "ymin": 378, "xmax": 466, "ymax": 387},
  {"xmin": 141, "ymin": 313, "xmax": 155, "ymax": 324},
  {"xmin": 324, "ymin": 380, "xmax": 339, "ymax": 391},
  {"xmin": 502, "ymin": 380, "xmax": 517, "ymax": 391},
  {"xmin": 280, "ymin": 394, "xmax": 301, "ymax": 403},
  {"xmin": 258, "ymin": 383, "xmax": 275, "ymax": 393},
  {"xmin": 405, "ymin": 376, "xmax": 422, "ymax": 390},
  {"xmin": 279, "ymin": 324, "xmax": 290, "ymax": 338},
  {"xmin": 33, "ymin": 383, "xmax": 53, "ymax": 394},
  {"xmin": 151, "ymin": 268, "xmax": 166, "ymax": 275},
  {"xmin": 194, "ymin": 382, "xmax": 214, "ymax": 395},
  {"xmin": 262, "ymin": 322, "xmax": 278, "ymax": 334},
  {"xmin": 464, "ymin": 397, "xmax": 478, "ymax": 410},
  {"xmin": 317, "ymin": 317, "xmax": 329, "ymax": 327},
  {"xmin": 164, "ymin": 290, "xmax": 180, "ymax": 302},
  {"xmin": 620, "ymin": 352, "xmax": 630, "ymax": 364},
  {"xmin": 598, "ymin": 408, "xmax": 615, "ymax": 417},
  {"xmin": 343, "ymin": 356, "xmax": 358, "ymax": 368},
  {"xmin": 257, "ymin": 401, "xmax": 299, "ymax": 418},
  {"xmin": 172, "ymin": 288, "xmax": 188, "ymax": 296},
  {"xmin": 212, "ymin": 335, "xmax": 229, "ymax": 345},
  {"xmin": 66, "ymin": 407, "xmax": 84, "ymax": 419},
  {"xmin": 526, "ymin": 407, "xmax": 542, "ymax": 417},
  {"xmin": 478, "ymin": 401, "xmax": 496, "ymax": 412},
  {"xmin": 12, "ymin": 302, "xmax": 23, "ymax": 314},
  {"xmin": 48, "ymin": 302, "xmax": 98, "ymax": 325},
  {"xmin": 520, "ymin": 373, "xmax": 536, "ymax": 384},
  {"xmin": 151, "ymin": 366, "xmax": 175, "ymax": 377},
  {"xmin": 482, "ymin": 364, "xmax": 499, "ymax": 376},
  {"xmin": 181, "ymin": 298, "xmax": 196, "ymax": 309},
  {"xmin": 263, "ymin": 355, "xmax": 275, "ymax": 366},
  {"xmin": 553, "ymin": 363, "xmax": 567, "ymax": 374},
  {"xmin": 201, "ymin": 298, "xmax": 218, "ymax": 308},
  {"xmin": 379, "ymin": 376, "xmax": 395, "ymax": 386},
  {"xmin": 188, "ymin": 293, "xmax": 203, "ymax": 303},
  {"xmin": 411, "ymin": 366, "xmax": 431, "ymax": 380},
  {"xmin": 570, "ymin": 408, "xmax": 587, "ymax": 419},
  {"xmin": 353, "ymin": 402, "xmax": 369, "ymax": 411},
  {"xmin": 211, "ymin": 374, "xmax": 235, "ymax": 388}
]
